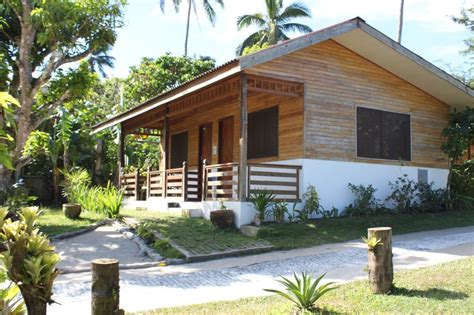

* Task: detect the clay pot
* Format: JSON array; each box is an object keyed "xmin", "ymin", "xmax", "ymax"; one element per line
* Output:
[
  {"xmin": 63, "ymin": 203, "xmax": 81, "ymax": 219},
  {"xmin": 210, "ymin": 210, "xmax": 234, "ymax": 228}
]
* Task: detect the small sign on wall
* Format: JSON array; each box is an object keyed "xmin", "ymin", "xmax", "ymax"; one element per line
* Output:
[{"xmin": 212, "ymin": 145, "xmax": 218, "ymax": 155}]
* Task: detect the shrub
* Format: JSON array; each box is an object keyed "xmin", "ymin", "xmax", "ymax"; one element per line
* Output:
[
  {"xmin": 416, "ymin": 182, "xmax": 447, "ymax": 213},
  {"xmin": 0, "ymin": 181, "xmax": 36, "ymax": 218},
  {"xmin": 249, "ymin": 190, "xmax": 275, "ymax": 222},
  {"xmin": 264, "ymin": 272, "xmax": 336, "ymax": 313},
  {"xmin": 97, "ymin": 182, "xmax": 124, "ymax": 219},
  {"xmin": 344, "ymin": 183, "xmax": 381, "ymax": 217},
  {"xmin": 451, "ymin": 160, "xmax": 474, "ymax": 209},
  {"xmin": 293, "ymin": 185, "xmax": 323, "ymax": 222},
  {"xmin": 386, "ymin": 175, "xmax": 418, "ymax": 214},
  {"xmin": 62, "ymin": 168, "xmax": 91, "ymax": 204},
  {"xmin": 0, "ymin": 207, "xmax": 60, "ymax": 314},
  {"xmin": 272, "ymin": 201, "xmax": 288, "ymax": 224},
  {"xmin": 136, "ymin": 222, "xmax": 155, "ymax": 244}
]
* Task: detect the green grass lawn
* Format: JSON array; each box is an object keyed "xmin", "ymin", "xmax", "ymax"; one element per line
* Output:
[
  {"xmin": 37, "ymin": 207, "xmax": 105, "ymax": 237},
  {"xmin": 257, "ymin": 208, "xmax": 474, "ymax": 249},
  {"xmin": 130, "ymin": 257, "xmax": 474, "ymax": 314},
  {"xmin": 122, "ymin": 209, "xmax": 271, "ymax": 256}
]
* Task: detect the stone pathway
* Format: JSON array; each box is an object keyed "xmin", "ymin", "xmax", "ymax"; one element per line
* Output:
[
  {"xmin": 49, "ymin": 226, "xmax": 474, "ymax": 314},
  {"xmin": 53, "ymin": 222, "xmax": 155, "ymax": 273}
]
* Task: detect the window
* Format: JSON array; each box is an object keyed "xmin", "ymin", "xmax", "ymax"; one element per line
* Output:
[
  {"xmin": 170, "ymin": 131, "xmax": 188, "ymax": 168},
  {"xmin": 357, "ymin": 107, "xmax": 411, "ymax": 161},
  {"xmin": 248, "ymin": 106, "xmax": 279, "ymax": 159}
]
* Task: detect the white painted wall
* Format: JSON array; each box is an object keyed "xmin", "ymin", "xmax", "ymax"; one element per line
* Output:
[{"xmin": 128, "ymin": 158, "xmax": 448, "ymax": 227}]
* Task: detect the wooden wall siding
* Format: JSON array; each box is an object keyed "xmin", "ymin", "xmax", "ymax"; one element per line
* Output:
[
  {"xmin": 250, "ymin": 39, "xmax": 450, "ymax": 168},
  {"xmin": 168, "ymin": 91, "xmax": 304, "ymax": 168}
]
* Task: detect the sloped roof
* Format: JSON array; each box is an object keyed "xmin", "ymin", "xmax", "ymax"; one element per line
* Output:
[{"xmin": 93, "ymin": 17, "xmax": 473, "ymax": 133}]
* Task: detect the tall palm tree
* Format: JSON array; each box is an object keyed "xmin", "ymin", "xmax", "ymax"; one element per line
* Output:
[
  {"xmin": 236, "ymin": 0, "xmax": 312, "ymax": 55},
  {"xmin": 160, "ymin": 0, "xmax": 224, "ymax": 56}
]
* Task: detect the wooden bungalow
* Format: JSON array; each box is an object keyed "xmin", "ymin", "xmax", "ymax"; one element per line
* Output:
[{"xmin": 93, "ymin": 17, "xmax": 474, "ymax": 226}]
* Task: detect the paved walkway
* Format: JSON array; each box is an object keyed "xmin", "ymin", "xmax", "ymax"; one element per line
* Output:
[
  {"xmin": 53, "ymin": 223, "xmax": 153, "ymax": 272},
  {"xmin": 50, "ymin": 226, "xmax": 474, "ymax": 314}
]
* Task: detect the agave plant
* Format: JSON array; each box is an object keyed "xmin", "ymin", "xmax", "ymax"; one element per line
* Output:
[{"xmin": 264, "ymin": 272, "xmax": 336, "ymax": 312}]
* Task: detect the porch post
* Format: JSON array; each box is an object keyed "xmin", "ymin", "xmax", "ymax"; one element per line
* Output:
[
  {"xmin": 161, "ymin": 117, "xmax": 169, "ymax": 198},
  {"xmin": 117, "ymin": 125, "xmax": 125, "ymax": 187},
  {"xmin": 239, "ymin": 74, "xmax": 248, "ymax": 201}
]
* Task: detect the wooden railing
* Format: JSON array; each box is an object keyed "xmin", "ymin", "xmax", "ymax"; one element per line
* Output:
[
  {"xmin": 121, "ymin": 161, "xmax": 302, "ymax": 203},
  {"xmin": 202, "ymin": 162, "xmax": 240, "ymax": 201},
  {"xmin": 247, "ymin": 163, "xmax": 302, "ymax": 202}
]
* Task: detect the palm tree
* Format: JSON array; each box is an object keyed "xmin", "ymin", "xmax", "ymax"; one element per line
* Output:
[
  {"xmin": 236, "ymin": 0, "xmax": 312, "ymax": 55},
  {"xmin": 160, "ymin": 0, "xmax": 224, "ymax": 56}
]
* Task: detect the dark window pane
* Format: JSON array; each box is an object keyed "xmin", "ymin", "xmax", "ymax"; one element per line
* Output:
[
  {"xmin": 248, "ymin": 106, "xmax": 279, "ymax": 159},
  {"xmin": 170, "ymin": 131, "xmax": 188, "ymax": 168},
  {"xmin": 357, "ymin": 107, "xmax": 411, "ymax": 161},
  {"xmin": 357, "ymin": 107, "xmax": 382, "ymax": 159}
]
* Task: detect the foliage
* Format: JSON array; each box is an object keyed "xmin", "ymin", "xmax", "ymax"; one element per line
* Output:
[
  {"xmin": 0, "ymin": 208, "xmax": 60, "ymax": 314},
  {"xmin": 344, "ymin": 183, "xmax": 382, "ymax": 217},
  {"xmin": 62, "ymin": 168, "xmax": 92, "ymax": 204},
  {"xmin": 1, "ymin": 0, "xmax": 126, "ymax": 175},
  {"xmin": 450, "ymin": 160, "xmax": 474, "ymax": 209},
  {"xmin": 264, "ymin": 272, "xmax": 336, "ymax": 313},
  {"xmin": 236, "ymin": 0, "xmax": 312, "ymax": 55},
  {"xmin": 386, "ymin": 175, "xmax": 418, "ymax": 214},
  {"xmin": 249, "ymin": 190, "xmax": 276, "ymax": 221},
  {"xmin": 136, "ymin": 222, "xmax": 155, "ymax": 244},
  {"xmin": 97, "ymin": 182, "xmax": 124, "ymax": 219},
  {"xmin": 0, "ymin": 92, "xmax": 19, "ymax": 170},
  {"xmin": 362, "ymin": 236, "xmax": 383, "ymax": 251},
  {"xmin": 0, "ymin": 181, "xmax": 36, "ymax": 217},
  {"xmin": 125, "ymin": 54, "xmax": 216, "ymax": 105},
  {"xmin": 272, "ymin": 201, "xmax": 288, "ymax": 223},
  {"xmin": 452, "ymin": 7, "xmax": 474, "ymax": 61},
  {"xmin": 0, "ymin": 275, "xmax": 26, "ymax": 315},
  {"xmin": 416, "ymin": 182, "xmax": 447, "ymax": 213},
  {"xmin": 293, "ymin": 185, "xmax": 323, "ymax": 222},
  {"xmin": 242, "ymin": 42, "xmax": 270, "ymax": 55}
]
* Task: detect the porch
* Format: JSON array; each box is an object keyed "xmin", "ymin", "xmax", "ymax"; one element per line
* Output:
[{"xmin": 120, "ymin": 161, "xmax": 302, "ymax": 202}]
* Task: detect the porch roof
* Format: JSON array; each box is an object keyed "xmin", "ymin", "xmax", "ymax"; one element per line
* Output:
[{"xmin": 93, "ymin": 16, "xmax": 474, "ymax": 133}]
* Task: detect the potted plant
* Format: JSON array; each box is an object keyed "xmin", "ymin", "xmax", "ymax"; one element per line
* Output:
[
  {"xmin": 62, "ymin": 169, "xmax": 90, "ymax": 219},
  {"xmin": 210, "ymin": 201, "xmax": 234, "ymax": 228},
  {"xmin": 249, "ymin": 190, "xmax": 275, "ymax": 226}
]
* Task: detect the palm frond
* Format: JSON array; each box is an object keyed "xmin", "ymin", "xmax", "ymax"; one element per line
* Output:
[
  {"xmin": 236, "ymin": 31, "xmax": 266, "ymax": 56},
  {"xmin": 281, "ymin": 22, "xmax": 312, "ymax": 34},
  {"xmin": 278, "ymin": 2, "xmax": 312, "ymax": 22},
  {"xmin": 237, "ymin": 13, "xmax": 266, "ymax": 30},
  {"xmin": 266, "ymin": 0, "xmax": 282, "ymax": 19}
]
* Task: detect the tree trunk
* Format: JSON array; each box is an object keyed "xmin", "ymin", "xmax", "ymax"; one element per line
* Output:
[
  {"xmin": 91, "ymin": 259, "xmax": 123, "ymax": 315},
  {"xmin": 398, "ymin": 0, "xmax": 404, "ymax": 43},
  {"xmin": 367, "ymin": 227, "xmax": 393, "ymax": 294},
  {"xmin": 184, "ymin": 0, "xmax": 192, "ymax": 56},
  {"xmin": 21, "ymin": 288, "xmax": 47, "ymax": 315},
  {"xmin": 53, "ymin": 166, "xmax": 60, "ymax": 204},
  {"xmin": 446, "ymin": 160, "xmax": 453, "ymax": 211},
  {"xmin": 0, "ymin": 166, "xmax": 13, "ymax": 190}
]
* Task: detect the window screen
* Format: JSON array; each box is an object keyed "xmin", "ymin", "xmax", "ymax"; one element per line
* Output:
[
  {"xmin": 357, "ymin": 107, "xmax": 411, "ymax": 161},
  {"xmin": 248, "ymin": 106, "xmax": 279, "ymax": 159}
]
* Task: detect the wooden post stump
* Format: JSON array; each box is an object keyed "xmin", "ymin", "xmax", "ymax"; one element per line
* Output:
[
  {"xmin": 367, "ymin": 227, "xmax": 393, "ymax": 294},
  {"xmin": 91, "ymin": 259, "xmax": 124, "ymax": 315}
]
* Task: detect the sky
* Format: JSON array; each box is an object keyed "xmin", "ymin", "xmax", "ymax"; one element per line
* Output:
[{"xmin": 106, "ymin": 0, "xmax": 474, "ymax": 78}]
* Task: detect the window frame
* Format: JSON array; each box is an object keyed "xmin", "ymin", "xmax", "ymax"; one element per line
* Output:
[
  {"xmin": 247, "ymin": 105, "xmax": 279, "ymax": 160},
  {"xmin": 355, "ymin": 106, "xmax": 412, "ymax": 162}
]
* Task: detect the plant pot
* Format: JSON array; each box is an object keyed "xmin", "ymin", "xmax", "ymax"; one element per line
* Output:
[
  {"xmin": 254, "ymin": 216, "xmax": 262, "ymax": 226},
  {"xmin": 63, "ymin": 203, "xmax": 81, "ymax": 219},
  {"xmin": 210, "ymin": 210, "xmax": 234, "ymax": 228}
]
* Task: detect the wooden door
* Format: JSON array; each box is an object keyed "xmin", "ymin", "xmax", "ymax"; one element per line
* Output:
[
  {"xmin": 170, "ymin": 131, "xmax": 188, "ymax": 169},
  {"xmin": 219, "ymin": 116, "xmax": 234, "ymax": 163},
  {"xmin": 199, "ymin": 123, "xmax": 213, "ymax": 166}
]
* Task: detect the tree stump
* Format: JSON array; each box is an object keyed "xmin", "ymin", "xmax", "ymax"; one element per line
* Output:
[
  {"xmin": 367, "ymin": 227, "xmax": 393, "ymax": 294},
  {"xmin": 91, "ymin": 259, "xmax": 124, "ymax": 315}
]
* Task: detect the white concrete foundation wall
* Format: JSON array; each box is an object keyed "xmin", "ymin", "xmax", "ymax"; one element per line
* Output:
[
  {"xmin": 300, "ymin": 159, "xmax": 448, "ymax": 212},
  {"xmin": 126, "ymin": 158, "xmax": 448, "ymax": 227}
]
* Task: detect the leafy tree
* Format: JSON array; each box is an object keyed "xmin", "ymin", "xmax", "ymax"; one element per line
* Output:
[
  {"xmin": 125, "ymin": 54, "xmax": 216, "ymax": 105},
  {"xmin": 236, "ymin": 0, "xmax": 312, "ymax": 55},
  {"xmin": 0, "ymin": 0, "xmax": 126, "ymax": 183},
  {"xmin": 0, "ymin": 93, "xmax": 18, "ymax": 171},
  {"xmin": 441, "ymin": 108, "xmax": 474, "ymax": 209},
  {"xmin": 242, "ymin": 42, "xmax": 270, "ymax": 56},
  {"xmin": 159, "ymin": 0, "xmax": 224, "ymax": 56},
  {"xmin": 453, "ymin": 7, "xmax": 474, "ymax": 60}
]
